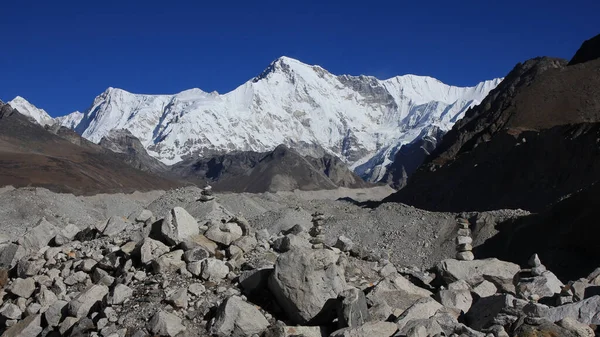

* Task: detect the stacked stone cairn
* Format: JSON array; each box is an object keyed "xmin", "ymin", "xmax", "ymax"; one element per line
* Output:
[
  {"xmin": 198, "ymin": 185, "xmax": 215, "ymax": 202},
  {"xmin": 309, "ymin": 212, "xmax": 326, "ymax": 249},
  {"xmin": 455, "ymin": 217, "xmax": 474, "ymax": 261}
]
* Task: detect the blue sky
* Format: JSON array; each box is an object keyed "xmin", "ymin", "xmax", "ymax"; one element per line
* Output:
[{"xmin": 0, "ymin": 0, "xmax": 598, "ymax": 117}]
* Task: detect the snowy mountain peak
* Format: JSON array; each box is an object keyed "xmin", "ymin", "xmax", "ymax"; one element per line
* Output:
[{"xmin": 8, "ymin": 96, "xmax": 54, "ymax": 126}]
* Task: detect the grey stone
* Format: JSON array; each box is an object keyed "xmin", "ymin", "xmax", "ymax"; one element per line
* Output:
[
  {"xmin": 557, "ymin": 317, "xmax": 595, "ymax": 337},
  {"xmin": 148, "ymin": 310, "xmax": 186, "ymax": 337},
  {"xmin": 136, "ymin": 209, "xmax": 153, "ymax": 223},
  {"xmin": 529, "ymin": 254, "xmax": 542, "ymax": 268},
  {"xmin": 436, "ymin": 258, "xmax": 520, "ymax": 293},
  {"xmin": 17, "ymin": 259, "xmax": 45, "ymax": 277},
  {"xmin": 167, "ymin": 288, "xmax": 188, "ymax": 309},
  {"xmin": 37, "ymin": 285, "xmax": 59, "ymax": 309},
  {"xmin": 366, "ymin": 273, "xmax": 432, "ymax": 314},
  {"xmin": 546, "ymin": 295, "xmax": 600, "ymax": 324},
  {"xmin": 465, "ymin": 294, "xmax": 521, "ymax": 331},
  {"xmin": 472, "ymin": 280, "xmax": 497, "ymax": 299},
  {"xmin": 26, "ymin": 303, "xmax": 41, "ymax": 315},
  {"xmin": 255, "ymin": 229, "xmax": 269, "ymax": 242},
  {"xmin": 92, "ymin": 268, "xmax": 115, "ymax": 286},
  {"xmin": 337, "ymin": 287, "xmax": 369, "ymax": 328},
  {"xmin": 152, "ymin": 250, "xmax": 185, "ymax": 273},
  {"xmin": 160, "ymin": 207, "xmax": 199, "ymax": 245},
  {"xmin": 233, "ymin": 236, "xmax": 257, "ymax": 253},
  {"xmin": 188, "ymin": 283, "xmax": 205, "ymax": 296},
  {"xmin": 330, "ymin": 321, "xmax": 398, "ymax": 337},
  {"xmin": 0, "ymin": 303, "xmax": 22, "ymax": 320},
  {"xmin": 269, "ymin": 247, "xmax": 347, "ymax": 324},
  {"xmin": 8, "ymin": 277, "xmax": 36, "ymax": 298},
  {"xmin": 455, "ymin": 251, "xmax": 475, "ymax": 261},
  {"xmin": 201, "ymin": 258, "xmax": 229, "ymax": 281},
  {"xmin": 183, "ymin": 247, "xmax": 209, "ymax": 263},
  {"xmin": 395, "ymin": 297, "xmax": 444, "ymax": 331},
  {"xmin": 2, "ymin": 314, "xmax": 43, "ymax": 337},
  {"xmin": 44, "ymin": 300, "xmax": 68, "ymax": 327},
  {"xmin": 205, "ymin": 222, "xmax": 243, "ymax": 246},
  {"xmin": 239, "ymin": 268, "xmax": 273, "ymax": 296},
  {"xmin": 180, "ymin": 234, "xmax": 218, "ymax": 255},
  {"xmin": 211, "ymin": 296, "xmax": 269, "ymax": 336},
  {"xmin": 102, "ymin": 216, "xmax": 130, "ymax": 236},
  {"xmin": 18, "ymin": 218, "xmax": 59, "ymax": 254},
  {"xmin": 334, "ymin": 235, "xmax": 354, "ymax": 252},
  {"xmin": 516, "ymin": 270, "xmax": 563, "ymax": 300},
  {"xmin": 64, "ymin": 271, "xmax": 89, "ymax": 285},
  {"xmin": 455, "ymin": 235, "xmax": 473, "ymax": 245},
  {"xmin": 436, "ymin": 289, "xmax": 473, "ymax": 315},
  {"xmin": 187, "ymin": 261, "xmax": 203, "ymax": 277},
  {"xmin": 58, "ymin": 316, "xmax": 80, "ymax": 335},
  {"xmin": 110, "ymin": 284, "xmax": 133, "ymax": 305},
  {"xmin": 67, "ymin": 284, "xmax": 109, "ymax": 318},
  {"xmin": 399, "ymin": 318, "xmax": 445, "ymax": 337},
  {"xmin": 0, "ymin": 243, "xmax": 26, "ymax": 269},
  {"xmin": 137, "ymin": 238, "xmax": 170, "ymax": 265}
]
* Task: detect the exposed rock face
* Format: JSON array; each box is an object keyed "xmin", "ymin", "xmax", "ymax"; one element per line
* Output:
[
  {"xmin": 268, "ymin": 247, "xmax": 347, "ymax": 324},
  {"xmin": 172, "ymin": 145, "xmax": 371, "ymax": 192},
  {"xmin": 160, "ymin": 207, "xmax": 199, "ymax": 245},
  {"xmin": 569, "ymin": 33, "xmax": 600, "ymax": 65},
  {"xmin": 386, "ymin": 43, "xmax": 600, "ymax": 212},
  {"xmin": 436, "ymin": 258, "xmax": 520, "ymax": 293},
  {"xmin": 211, "ymin": 296, "xmax": 269, "ymax": 336}
]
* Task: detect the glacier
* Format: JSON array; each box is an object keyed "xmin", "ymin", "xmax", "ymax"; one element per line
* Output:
[{"xmin": 10, "ymin": 56, "xmax": 502, "ymax": 181}]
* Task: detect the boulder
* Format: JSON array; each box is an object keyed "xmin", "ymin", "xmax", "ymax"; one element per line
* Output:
[
  {"xmin": 18, "ymin": 218, "xmax": 59, "ymax": 254},
  {"xmin": 102, "ymin": 216, "xmax": 130, "ymax": 236},
  {"xmin": 183, "ymin": 247, "xmax": 210, "ymax": 263},
  {"xmin": 334, "ymin": 235, "xmax": 354, "ymax": 252},
  {"xmin": 436, "ymin": 258, "xmax": 520, "ymax": 293},
  {"xmin": 366, "ymin": 274, "xmax": 432, "ymax": 314},
  {"xmin": 0, "ymin": 303, "xmax": 22, "ymax": 320},
  {"xmin": 54, "ymin": 223, "xmax": 81, "ymax": 245},
  {"xmin": 545, "ymin": 295, "xmax": 600, "ymax": 324},
  {"xmin": 152, "ymin": 250, "xmax": 185, "ymax": 274},
  {"xmin": 181, "ymin": 234, "xmax": 218, "ymax": 255},
  {"xmin": 269, "ymin": 247, "xmax": 347, "ymax": 324},
  {"xmin": 395, "ymin": 297, "xmax": 444, "ymax": 331},
  {"xmin": 67, "ymin": 284, "xmax": 109, "ymax": 318},
  {"xmin": 233, "ymin": 236, "xmax": 258, "ymax": 253},
  {"xmin": 16, "ymin": 259, "xmax": 45, "ymax": 278},
  {"xmin": 201, "ymin": 258, "xmax": 229, "ymax": 281},
  {"xmin": 471, "ymin": 280, "xmax": 497, "ymax": 298},
  {"xmin": 0, "ymin": 243, "xmax": 26, "ymax": 269},
  {"xmin": 137, "ymin": 238, "xmax": 170, "ymax": 264},
  {"xmin": 44, "ymin": 300, "xmax": 68, "ymax": 327},
  {"xmin": 148, "ymin": 310, "xmax": 186, "ymax": 337},
  {"xmin": 239, "ymin": 267, "xmax": 273, "ymax": 296},
  {"xmin": 135, "ymin": 209, "xmax": 154, "ymax": 223},
  {"xmin": 516, "ymin": 270, "xmax": 563, "ymax": 300},
  {"xmin": 337, "ymin": 287, "xmax": 369, "ymax": 328},
  {"xmin": 167, "ymin": 288, "xmax": 188, "ymax": 309},
  {"xmin": 557, "ymin": 317, "xmax": 595, "ymax": 337},
  {"xmin": 436, "ymin": 289, "xmax": 473, "ymax": 315},
  {"xmin": 2, "ymin": 314, "xmax": 43, "ymax": 337},
  {"xmin": 329, "ymin": 321, "xmax": 398, "ymax": 337},
  {"xmin": 205, "ymin": 222, "xmax": 243, "ymax": 246},
  {"xmin": 110, "ymin": 284, "xmax": 133, "ymax": 305},
  {"xmin": 160, "ymin": 207, "xmax": 199, "ymax": 245},
  {"xmin": 8, "ymin": 277, "xmax": 36, "ymax": 298},
  {"xmin": 398, "ymin": 318, "xmax": 445, "ymax": 337},
  {"xmin": 465, "ymin": 294, "xmax": 524, "ymax": 331},
  {"xmin": 211, "ymin": 296, "xmax": 269, "ymax": 336}
]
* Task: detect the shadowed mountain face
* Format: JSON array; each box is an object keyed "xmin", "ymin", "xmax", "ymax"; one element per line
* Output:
[
  {"xmin": 385, "ymin": 34, "xmax": 600, "ymax": 212},
  {"xmin": 171, "ymin": 145, "xmax": 371, "ymax": 193},
  {"xmin": 98, "ymin": 129, "xmax": 170, "ymax": 175},
  {"xmin": 0, "ymin": 102, "xmax": 182, "ymax": 195}
]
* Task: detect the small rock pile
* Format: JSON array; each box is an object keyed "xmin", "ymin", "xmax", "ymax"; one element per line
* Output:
[
  {"xmin": 0, "ymin": 195, "xmax": 599, "ymax": 337},
  {"xmin": 455, "ymin": 217, "xmax": 474, "ymax": 261},
  {"xmin": 198, "ymin": 186, "xmax": 215, "ymax": 202}
]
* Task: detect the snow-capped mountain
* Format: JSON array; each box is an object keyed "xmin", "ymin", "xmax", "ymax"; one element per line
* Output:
[
  {"xmin": 13, "ymin": 57, "xmax": 502, "ymax": 181},
  {"xmin": 8, "ymin": 96, "xmax": 55, "ymax": 126},
  {"xmin": 55, "ymin": 111, "xmax": 84, "ymax": 129}
]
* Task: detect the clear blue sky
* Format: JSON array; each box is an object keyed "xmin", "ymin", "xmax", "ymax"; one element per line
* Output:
[{"xmin": 0, "ymin": 0, "xmax": 598, "ymax": 117}]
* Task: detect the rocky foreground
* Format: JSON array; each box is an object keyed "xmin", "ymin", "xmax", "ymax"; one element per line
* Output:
[{"xmin": 0, "ymin": 188, "xmax": 598, "ymax": 336}]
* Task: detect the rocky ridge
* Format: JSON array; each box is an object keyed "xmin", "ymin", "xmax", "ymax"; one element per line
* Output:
[{"xmin": 0, "ymin": 189, "xmax": 598, "ymax": 336}]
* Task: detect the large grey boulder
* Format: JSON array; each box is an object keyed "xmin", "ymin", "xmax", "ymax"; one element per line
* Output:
[
  {"xmin": 0, "ymin": 303, "xmax": 22, "ymax": 320},
  {"xmin": 366, "ymin": 274, "xmax": 432, "ymax": 314},
  {"xmin": 211, "ymin": 296, "xmax": 269, "ymax": 336},
  {"xmin": 8, "ymin": 277, "xmax": 36, "ymax": 298},
  {"xmin": 148, "ymin": 310, "xmax": 186, "ymax": 336},
  {"xmin": 18, "ymin": 218, "xmax": 59, "ymax": 254},
  {"xmin": 516, "ymin": 270, "xmax": 563, "ymax": 300},
  {"xmin": 0, "ymin": 243, "xmax": 26, "ymax": 269},
  {"xmin": 205, "ymin": 222, "xmax": 243, "ymax": 246},
  {"xmin": 545, "ymin": 295, "xmax": 600, "ymax": 324},
  {"xmin": 137, "ymin": 237, "xmax": 170, "ymax": 264},
  {"xmin": 269, "ymin": 247, "xmax": 347, "ymax": 324},
  {"xmin": 395, "ymin": 297, "xmax": 444, "ymax": 331},
  {"xmin": 201, "ymin": 258, "xmax": 229, "ymax": 281},
  {"xmin": 436, "ymin": 258, "xmax": 520, "ymax": 293},
  {"xmin": 465, "ymin": 294, "xmax": 526, "ymax": 331},
  {"xmin": 44, "ymin": 300, "xmax": 68, "ymax": 327},
  {"xmin": 329, "ymin": 321, "xmax": 398, "ymax": 337},
  {"xmin": 160, "ymin": 207, "xmax": 199, "ymax": 245},
  {"xmin": 67, "ymin": 284, "xmax": 109, "ymax": 318},
  {"xmin": 2, "ymin": 314, "xmax": 43, "ymax": 337},
  {"xmin": 102, "ymin": 216, "xmax": 130, "ymax": 236},
  {"xmin": 436, "ymin": 289, "xmax": 473, "ymax": 315},
  {"xmin": 152, "ymin": 250, "xmax": 185, "ymax": 273},
  {"xmin": 337, "ymin": 287, "xmax": 369, "ymax": 328}
]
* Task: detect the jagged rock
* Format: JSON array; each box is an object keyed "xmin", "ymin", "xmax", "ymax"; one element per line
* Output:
[
  {"xmin": 37, "ymin": 285, "xmax": 59, "ymax": 309},
  {"xmin": 18, "ymin": 218, "xmax": 59, "ymax": 254},
  {"xmin": 516, "ymin": 270, "xmax": 563, "ymax": 300},
  {"xmin": 211, "ymin": 296, "xmax": 269, "ymax": 336},
  {"xmin": 54, "ymin": 223, "xmax": 81, "ymax": 245},
  {"xmin": 16, "ymin": 259, "xmax": 45, "ymax": 277},
  {"xmin": 136, "ymin": 209, "xmax": 153, "ymax": 223},
  {"xmin": 188, "ymin": 283, "xmax": 205, "ymax": 296},
  {"xmin": 102, "ymin": 216, "xmax": 130, "ymax": 236},
  {"xmin": 334, "ymin": 235, "xmax": 354, "ymax": 252},
  {"xmin": 148, "ymin": 310, "xmax": 186, "ymax": 336},
  {"xmin": 267, "ymin": 324, "xmax": 325, "ymax": 337},
  {"xmin": 205, "ymin": 222, "xmax": 243, "ymax": 246},
  {"xmin": 233, "ymin": 236, "xmax": 257, "ymax": 253},
  {"xmin": 2, "ymin": 314, "xmax": 42, "ymax": 337},
  {"xmin": 160, "ymin": 207, "xmax": 200, "ymax": 245},
  {"xmin": 0, "ymin": 303, "xmax": 23, "ymax": 320},
  {"xmin": 273, "ymin": 234, "xmax": 311, "ymax": 252},
  {"xmin": 514, "ymin": 320, "xmax": 579, "ymax": 337},
  {"xmin": 167, "ymin": 288, "xmax": 188, "ymax": 309},
  {"xmin": 337, "ymin": 287, "xmax": 369, "ymax": 328},
  {"xmin": 58, "ymin": 316, "xmax": 80, "ymax": 335},
  {"xmin": 456, "ymin": 236, "xmax": 473, "ymax": 245},
  {"xmin": 137, "ymin": 238, "xmax": 170, "ymax": 264},
  {"xmin": 64, "ymin": 271, "xmax": 89, "ymax": 285},
  {"xmin": 91, "ymin": 268, "xmax": 115, "ymax": 286},
  {"xmin": 201, "ymin": 258, "xmax": 229, "ymax": 281},
  {"xmin": 110, "ymin": 284, "xmax": 133, "ymax": 305},
  {"xmin": 455, "ymin": 251, "xmax": 475, "ymax": 261},
  {"xmin": 239, "ymin": 267, "xmax": 273, "ymax": 296},
  {"xmin": 366, "ymin": 274, "xmax": 432, "ymax": 314},
  {"xmin": 557, "ymin": 317, "xmax": 595, "ymax": 337},
  {"xmin": 399, "ymin": 318, "xmax": 445, "ymax": 337},
  {"xmin": 8, "ymin": 277, "xmax": 35, "ymax": 298},
  {"xmin": 472, "ymin": 280, "xmax": 497, "ymax": 298},
  {"xmin": 44, "ymin": 300, "xmax": 68, "ymax": 327},
  {"xmin": 183, "ymin": 247, "xmax": 210, "ymax": 263},
  {"xmin": 368, "ymin": 301, "xmax": 393, "ymax": 322},
  {"xmin": 395, "ymin": 297, "xmax": 444, "ymax": 331},
  {"xmin": 436, "ymin": 258, "xmax": 520, "ymax": 293},
  {"xmin": 436, "ymin": 289, "xmax": 473, "ymax": 315},
  {"xmin": 67, "ymin": 284, "xmax": 109, "ymax": 318},
  {"xmin": 181, "ymin": 234, "xmax": 218, "ymax": 255},
  {"xmin": 465, "ymin": 294, "xmax": 524, "ymax": 331},
  {"xmin": 269, "ymin": 247, "xmax": 347, "ymax": 324},
  {"xmin": 186, "ymin": 261, "xmax": 202, "ymax": 277},
  {"xmin": 330, "ymin": 321, "xmax": 398, "ymax": 337},
  {"xmin": 0, "ymin": 243, "xmax": 26, "ymax": 269},
  {"xmin": 545, "ymin": 295, "xmax": 600, "ymax": 324},
  {"xmin": 152, "ymin": 250, "xmax": 185, "ymax": 273}
]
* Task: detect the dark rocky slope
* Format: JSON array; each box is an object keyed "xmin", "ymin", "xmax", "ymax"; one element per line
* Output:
[
  {"xmin": 172, "ymin": 145, "xmax": 371, "ymax": 193},
  {"xmin": 385, "ymin": 34, "xmax": 600, "ymax": 212},
  {"xmin": 0, "ymin": 102, "xmax": 183, "ymax": 194}
]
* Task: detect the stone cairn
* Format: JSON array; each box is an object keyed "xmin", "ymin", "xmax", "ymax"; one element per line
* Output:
[
  {"xmin": 455, "ymin": 217, "xmax": 474, "ymax": 261},
  {"xmin": 309, "ymin": 212, "xmax": 326, "ymax": 248},
  {"xmin": 198, "ymin": 185, "xmax": 215, "ymax": 202}
]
